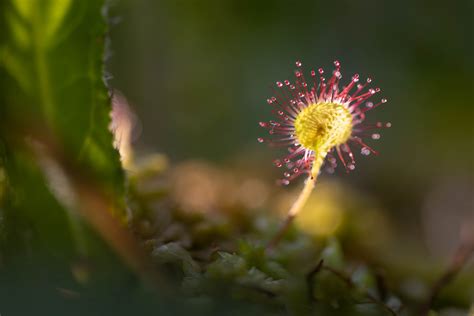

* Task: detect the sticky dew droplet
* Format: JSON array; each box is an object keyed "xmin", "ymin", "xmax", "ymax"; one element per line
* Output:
[{"xmin": 361, "ymin": 147, "xmax": 371, "ymax": 156}]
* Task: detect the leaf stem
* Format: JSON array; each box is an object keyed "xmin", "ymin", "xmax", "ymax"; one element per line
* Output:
[{"xmin": 266, "ymin": 153, "xmax": 325, "ymax": 251}]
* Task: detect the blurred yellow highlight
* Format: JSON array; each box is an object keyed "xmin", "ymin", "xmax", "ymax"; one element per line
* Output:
[
  {"xmin": 276, "ymin": 181, "xmax": 346, "ymax": 237},
  {"xmin": 296, "ymin": 192, "xmax": 344, "ymax": 237}
]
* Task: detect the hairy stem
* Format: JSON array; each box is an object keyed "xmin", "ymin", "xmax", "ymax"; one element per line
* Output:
[{"xmin": 266, "ymin": 153, "xmax": 325, "ymax": 251}]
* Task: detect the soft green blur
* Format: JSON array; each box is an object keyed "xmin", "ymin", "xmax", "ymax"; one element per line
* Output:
[{"xmin": 109, "ymin": 0, "xmax": 473, "ymax": 257}]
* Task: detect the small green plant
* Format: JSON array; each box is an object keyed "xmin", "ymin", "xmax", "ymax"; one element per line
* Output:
[{"xmin": 259, "ymin": 61, "xmax": 390, "ymax": 249}]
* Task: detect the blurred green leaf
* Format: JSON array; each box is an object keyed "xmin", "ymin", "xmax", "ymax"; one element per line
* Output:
[
  {"xmin": 0, "ymin": 0, "xmax": 134, "ymax": 306},
  {"xmin": 320, "ymin": 238, "xmax": 345, "ymax": 269},
  {"xmin": 1, "ymin": 0, "xmax": 123, "ymax": 202},
  {"xmin": 206, "ymin": 252, "xmax": 248, "ymax": 280},
  {"xmin": 351, "ymin": 265, "xmax": 377, "ymax": 296},
  {"xmin": 152, "ymin": 242, "xmax": 200, "ymax": 276},
  {"xmin": 311, "ymin": 270, "xmax": 355, "ymax": 306}
]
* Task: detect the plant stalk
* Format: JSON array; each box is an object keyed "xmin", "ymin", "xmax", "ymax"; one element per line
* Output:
[{"xmin": 266, "ymin": 153, "xmax": 325, "ymax": 251}]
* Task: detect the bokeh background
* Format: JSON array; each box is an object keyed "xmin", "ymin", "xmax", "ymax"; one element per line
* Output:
[{"xmin": 109, "ymin": 0, "xmax": 473, "ymax": 262}]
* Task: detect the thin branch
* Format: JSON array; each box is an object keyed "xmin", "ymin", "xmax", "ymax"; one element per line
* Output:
[
  {"xmin": 306, "ymin": 259, "xmax": 324, "ymax": 301},
  {"xmin": 306, "ymin": 261, "xmax": 398, "ymax": 316},
  {"xmin": 420, "ymin": 230, "xmax": 474, "ymax": 316}
]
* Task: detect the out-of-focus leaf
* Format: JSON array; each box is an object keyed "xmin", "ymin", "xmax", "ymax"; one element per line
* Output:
[
  {"xmin": 0, "ymin": 0, "xmax": 123, "ymax": 204},
  {"xmin": 311, "ymin": 270, "xmax": 355, "ymax": 306},
  {"xmin": 237, "ymin": 267, "xmax": 282, "ymax": 294},
  {"xmin": 0, "ymin": 1, "xmax": 143, "ymax": 313},
  {"xmin": 320, "ymin": 238, "xmax": 345, "ymax": 269},
  {"xmin": 206, "ymin": 252, "xmax": 248, "ymax": 279},
  {"xmin": 0, "ymin": 0, "xmax": 127, "ymax": 249},
  {"xmin": 152, "ymin": 242, "xmax": 200, "ymax": 276},
  {"xmin": 351, "ymin": 265, "xmax": 377, "ymax": 296}
]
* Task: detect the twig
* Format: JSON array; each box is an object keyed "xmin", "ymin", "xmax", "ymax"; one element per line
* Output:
[
  {"xmin": 265, "ymin": 211, "xmax": 298, "ymax": 252},
  {"xmin": 323, "ymin": 266, "xmax": 397, "ymax": 316},
  {"xmin": 420, "ymin": 230, "xmax": 474, "ymax": 316},
  {"xmin": 306, "ymin": 259, "xmax": 324, "ymax": 301},
  {"xmin": 322, "ymin": 266, "xmax": 354, "ymax": 287},
  {"xmin": 375, "ymin": 269, "xmax": 388, "ymax": 302},
  {"xmin": 306, "ymin": 261, "xmax": 398, "ymax": 316}
]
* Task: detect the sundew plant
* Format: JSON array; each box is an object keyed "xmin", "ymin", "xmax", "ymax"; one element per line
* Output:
[
  {"xmin": 259, "ymin": 61, "xmax": 391, "ymax": 249},
  {"xmin": 0, "ymin": 1, "xmax": 473, "ymax": 316}
]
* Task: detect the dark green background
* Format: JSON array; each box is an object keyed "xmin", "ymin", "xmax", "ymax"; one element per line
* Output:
[
  {"xmin": 110, "ymin": 0, "xmax": 472, "ymax": 162},
  {"xmin": 109, "ymin": 0, "xmax": 473, "ymax": 255}
]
